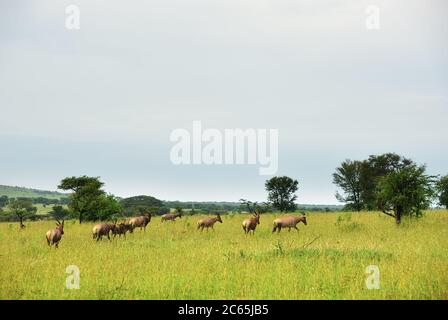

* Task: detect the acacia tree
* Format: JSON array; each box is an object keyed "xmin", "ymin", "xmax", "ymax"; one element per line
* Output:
[
  {"xmin": 333, "ymin": 160, "xmax": 364, "ymax": 211},
  {"xmin": 436, "ymin": 175, "xmax": 448, "ymax": 208},
  {"xmin": 5, "ymin": 198, "xmax": 37, "ymax": 229},
  {"xmin": 58, "ymin": 176, "xmax": 121, "ymax": 223},
  {"xmin": 333, "ymin": 153, "xmax": 421, "ymax": 212},
  {"xmin": 376, "ymin": 164, "xmax": 435, "ymax": 224},
  {"xmin": 265, "ymin": 176, "xmax": 299, "ymax": 213}
]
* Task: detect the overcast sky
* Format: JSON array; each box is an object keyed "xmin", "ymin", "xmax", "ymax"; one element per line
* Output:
[{"xmin": 0, "ymin": 0, "xmax": 447, "ymax": 204}]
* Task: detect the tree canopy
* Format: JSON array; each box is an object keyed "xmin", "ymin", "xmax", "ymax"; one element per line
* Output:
[
  {"xmin": 265, "ymin": 176, "xmax": 299, "ymax": 212},
  {"xmin": 332, "ymin": 153, "xmax": 436, "ymax": 224},
  {"xmin": 436, "ymin": 175, "xmax": 448, "ymax": 208},
  {"xmin": 58, "ymin": 176, "xmax": 121, "ymax": 223}
]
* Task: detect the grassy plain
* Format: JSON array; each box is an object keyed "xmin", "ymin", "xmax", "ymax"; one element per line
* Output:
[{"xmin": 0, "ymin": 211, "xmax": 447, "ymax": 299}]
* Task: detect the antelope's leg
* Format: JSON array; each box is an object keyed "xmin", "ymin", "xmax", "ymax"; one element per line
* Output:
[{"xmin": 294, "ymin": 226, "xmax": 299, "ymax": 232}]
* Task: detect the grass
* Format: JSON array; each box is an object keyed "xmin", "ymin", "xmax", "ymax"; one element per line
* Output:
[{"xmin": 0, "ymin": 211, "xmax": 447, "ymax": 300}]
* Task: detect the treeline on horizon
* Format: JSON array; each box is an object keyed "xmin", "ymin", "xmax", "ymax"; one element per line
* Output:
[{"xmin": 1, "ymin": 152, "xmax": 447, "ymax": 225}]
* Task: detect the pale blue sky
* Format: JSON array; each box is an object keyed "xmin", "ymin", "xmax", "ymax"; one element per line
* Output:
[{"xmin": 1, "ymin": 0, "xmax": 447, "ymax": 204}]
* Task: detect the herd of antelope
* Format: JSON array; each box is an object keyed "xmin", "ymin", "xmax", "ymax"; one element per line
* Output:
[{"xmin": 45, "ymin": 211, "xmax": 307, "ymax": 248}]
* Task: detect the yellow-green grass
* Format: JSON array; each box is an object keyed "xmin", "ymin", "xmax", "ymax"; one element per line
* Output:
[{"xmin": 0, "ymin": 211, "xmax": 447, "ymax": 300}]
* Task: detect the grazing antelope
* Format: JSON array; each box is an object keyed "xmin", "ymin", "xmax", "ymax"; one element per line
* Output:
[
  {"xmin": 242, "ymin": 212, "xmax": 260, "ymax": 235},
  {"xmin": 92, "ymin": 223, "xmax": 115, "ymax": 241},
  {"xmin": 197, "ymin": 214, "xmax": 223, "ymax": 231},
  {"xmin": 272, "ymin": 214, "xmax": 307, "ymax": 233},
  {"xmin": 112, "ymin": 222, "xmax": 132, "ymax": 239},
  {"xmin": 161, "ymin": 212, "xmax": 182, "ymax": 222},
  {"xmin": 46, "ymin": 220, "xmax": 65, "ymax": 248},
  {"xmin": 128, "ymin": 213, "xmax": 152, "ymax": 232}
]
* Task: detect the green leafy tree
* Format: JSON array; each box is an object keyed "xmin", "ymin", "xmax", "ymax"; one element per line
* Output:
[
  {"xmin": 0, "ymin": 195, "xmax": 9, "ymax": 208},
  {"xmin": 58, "ymin": 176, "xmax": 118, "ymax": 223},
  {"xmin": 436, "ymin": 175, "xmax": 448, "ymax": 208},
  {"xmin": 265, "ymin": 176, "xmax": 299, "ymax": 213},
  {"xmin": 49, "ymin": 205, "xmax": 70, "ymax": 220},
  {"xmin": 361, "ymin": 153, "xmax": 414, "ymax": 209},
  {"xmin": 5, "ymin": 198, "xmax": 37, "ymax": 228},
  {"xmin": 333, "ymin": 160, "xmax": 364, "ymax": 211},
  {"xmin": 376, "ymin": 164, "xmax": 435, "ymax": 224},
  {"xmin": 97, "ymin": 194, "xmax": 122, "ymax": 220}
]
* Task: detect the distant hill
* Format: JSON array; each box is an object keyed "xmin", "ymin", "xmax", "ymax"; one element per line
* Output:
[
  {"xmin": 0, "ymin": 185, "xmax": 68, "ymax": 200},
  {"xmin": 0, "ymin": 184, "xmax": 342, "ymax": 211}
]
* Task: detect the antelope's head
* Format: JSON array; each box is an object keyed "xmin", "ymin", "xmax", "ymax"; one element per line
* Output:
[
  {"xmin": 253, "ymin": 212, "xmax": 260, "ymax": 224},
  {"xmin": 56, "ymin": 220, "xmax": 65, "ymax": 234},
  {"xmin": 301, "ymin": 214, "xmax": 307, "ymax": 226},
  {"xmin": 216, "ymin": 214, "xmax": 223, "ymax": 223}
]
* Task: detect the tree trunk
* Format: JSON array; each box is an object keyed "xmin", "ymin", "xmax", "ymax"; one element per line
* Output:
[
  {"xmin": 395, "ymin": 205, "xmax": 403, "ymax": 225},
  {"xmin": 79, "ymin": 213, "xmax": 83, "ymax": 224}
]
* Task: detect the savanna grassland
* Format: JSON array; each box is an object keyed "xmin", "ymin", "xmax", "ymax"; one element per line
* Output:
[{"xmin": 0, "ymin": 211, "xmax": 447, "ymax": 300}]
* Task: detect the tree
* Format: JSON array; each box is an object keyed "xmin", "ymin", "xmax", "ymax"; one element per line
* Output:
[
  {"xmin": 361, "ymin": 153, "xmax": 414, "ymax": 209},
  {"xmin": 265, "ymin": 176, "xmax": 299, "ymax": 212},
  {"xmin": 5, "ymin": 198, "xmax": 37, "ymax": 228},
  {"xmin": 239, "ymin": 199, "xmax": 271, "ymax": 213},
  {"xmin": 49, "ymin": 205, "xmax": 70, "ymax": 220},
  {"xmin": 58, "ymin": 176, "xmax": 117, "ymax": 223},
  {"xmin": 376, "ymin": 164, "xmax": 435, "ymax": 224},
  {"xmin": 332, "ymin": 153, "xmax": 423, "ymax": 212},
  {"xmin": 97, "ymin": 194, "xmax": 122, "ymax": 220},
  {"xmin": 436, "ymin": 175, "xmax": 448, "ymax": 208},
  {"xmin": 333, "ymin": 160, "xmax": 364, "ymax": 211},
  {"xmin": 0, "ymin": 195, "xmax": 9, "ymax": 208}
]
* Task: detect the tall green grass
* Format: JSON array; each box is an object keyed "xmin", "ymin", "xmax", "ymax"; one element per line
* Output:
[{"xmin": 0, "ymin": 211, "xmax": 447, "ymax": 299}]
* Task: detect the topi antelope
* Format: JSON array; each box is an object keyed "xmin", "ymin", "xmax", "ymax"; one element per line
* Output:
[
  {"xmin": 161, "ymin": 212, "xmax": 182, "ymax": 222},
  {"xmin": 197, "ymin": 214, "xmax": 222, "ymax": 231},
  {"xmin": 128, "ymin": 213, "xmax": 151, "ymax": 232},
  {"xmin": 46, "ymin": 220, "xmax": 65, "ymax": 248},
  {"xmin": 272, "ymin": 214, "xmax": 307, "ymax": 233},
  {"xmin": 92, "ymin": 223, "xmax": 115, "ymax": 241},
  {"xmin": 112, "ymin": 222, "xmax": 133, "ymax": 239},
  {"xmin": 242, "ymin": 212, "xmax": 260, "ymax": 235}
]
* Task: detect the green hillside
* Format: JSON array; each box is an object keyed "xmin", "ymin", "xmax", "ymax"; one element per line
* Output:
[{"xmin": 0, "ymin": 185, "xmax": 68, "ymax": 200}]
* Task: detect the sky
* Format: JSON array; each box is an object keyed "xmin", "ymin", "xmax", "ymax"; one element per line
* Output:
[{"xmin": 0, "ymin": 0, "xmax": 447, "ymax": 204}]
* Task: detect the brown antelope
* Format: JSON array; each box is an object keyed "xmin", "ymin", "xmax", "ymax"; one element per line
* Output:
[
  {"xmin": 161, "ymin": 212, "xmax": 182, "ymax": 222},
  {"xmin": 242, "ymin": 212, "xmax": 260, "ymax": 235},
  {"xmin": 112, "ymin": 222, "xmax": 133, "ymax": 239},
  {"xmin": 128, "ymin": 213, "xmax": 152, "ymax": 232},
  {"xmin": 92, "ymin": 223, "xmax": 115, "ymax": 241},
  {"xmin": 197, "ymin": 214, "xmax": 223, "ymax": 231},
  {"xmin": 272, "ymin": 214, "xmax": 307, "ymax": 233},
  {"xmin": 46, "ymin": 220, "xmax": 65, "ymax": 248}
]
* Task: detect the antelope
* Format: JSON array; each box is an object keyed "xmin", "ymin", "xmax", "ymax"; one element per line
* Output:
[
  {"xmin": 197, "ymin": 214, "xmax": 223, "ymax": 231},
  {"xmin": 128, "ymin": 213, "xmax": 152, "ymax": 232},
  {"xmin": 112, "ymin": 222, "xmax": 133, "ymax": 239},
  {"xmin": 272, "ymin": 214, "xmax": 307, "ymax": 233},
  {"xmin": 161, "ymin": 212, "xmax": 182, "ymax": 222},
  {"xmin": 242, "ymin": 212, "xmax": 260, "ymax": 235},
  {"xmin": 46, "ymin": 220, "xmax": 65, "ymax": 248},
  {"xmin": 92, "ymin": 223, "xmax": 115, "ymax": 241}
]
